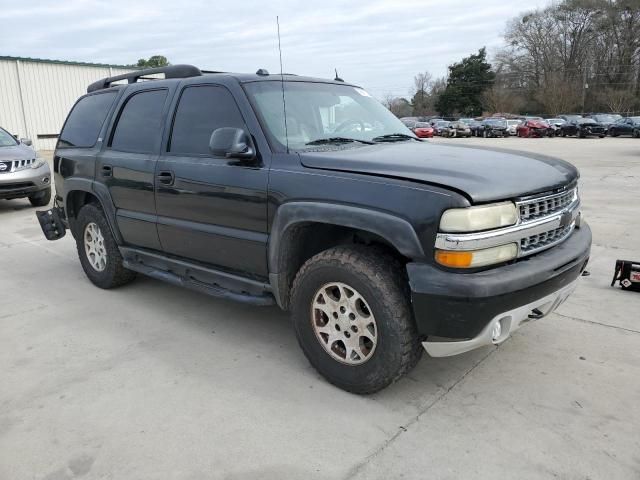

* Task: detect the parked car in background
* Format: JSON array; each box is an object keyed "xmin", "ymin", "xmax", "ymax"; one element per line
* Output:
[
  {"xmin": 506, "ymin": 119, "xmax": 522, "ymax": 136},
  {"xmin": 432, "ymin": 120, "xmax": 450, "ymax": 136},
  {"xmin": 0, "ymin": 126, "xmax": 51, "ymax": 206},
  {"xmin": 545, "ymin": 118, "xmax": 566, "ymax": 135},
  {"xmin": 458, "ymin": 118, "xmax": 475, "ymax": 125},
  {"xmin": 587, "ymin": 113, "xmax": 620, "ymax": 130},
  {"xmin": 559, "ymin": 114, "xmax": 583, "ymax": 122},
  {"xmin": 608, "ymin": 117, "xmax": 640, "ymax": 137},
  {"xmin": 442, "ymin": 121, "xmax": 472, "ymax": 138},
  {"xmin": 516, "ymin": 119, "xmax": 553, "ymax": 138},
  {"xmin": 559, "ymin": 118, "xmax": 606, "ymax": 138},
  {"xmin": 477, "ymin": 118, "xmax": 509, "ymax": 137},
  {"xmin": 412, "ymin": 122, "xmax": 434, "ymax": 138},
  {"xmin": 467, "ymin": 119, "xmax": 483, "ymax": 136}
]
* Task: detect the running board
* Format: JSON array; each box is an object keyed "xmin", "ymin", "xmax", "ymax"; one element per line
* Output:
[{"xmin": 120, "ymin": 247, "xmax": 275, "ymax": 306}]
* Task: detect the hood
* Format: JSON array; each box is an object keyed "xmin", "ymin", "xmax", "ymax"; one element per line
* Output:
[
  {"xmin": 299, "ymin": 141, "xmax": 578, "ymax": 204},
  {"xmin": 0, "ymin": 143, "xmax": 35, "ymax": 161}
]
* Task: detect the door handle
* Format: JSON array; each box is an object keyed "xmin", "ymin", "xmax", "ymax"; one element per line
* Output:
[
  {"xmin": 157, "ymin": 170, "xmax": 175, "ymax": 186},
  {"xmin": 101, "ymin": 165, "xmax": 112, "ymax": 177}
]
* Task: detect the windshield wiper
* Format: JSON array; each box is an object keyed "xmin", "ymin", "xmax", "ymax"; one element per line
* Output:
[
  {"xmin": 305, "ymin": 137, "xmax": 374, "ymax": 146},
  {"xmin": 371, "ymin": 133, "xmax": 419, "ymax": 142}
]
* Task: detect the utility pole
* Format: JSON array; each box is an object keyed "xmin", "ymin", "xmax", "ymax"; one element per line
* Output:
[{"xmin": 581, "ymin": 65, "xmax": 588, "ymax": 115}]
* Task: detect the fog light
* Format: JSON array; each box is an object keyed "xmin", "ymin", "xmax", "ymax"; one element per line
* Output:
[
  {"xmin": 491, "ymin": 321, "xmax": 502, "ymax": 342},
  {"xmin": 43, "ymin": 176, "xmax": 50, "ymax": 184}
]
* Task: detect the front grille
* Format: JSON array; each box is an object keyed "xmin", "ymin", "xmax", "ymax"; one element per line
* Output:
[
  {"xmin": 518, "ymin": 188, "xmax": 576, "ymax": 222},
  {"xmin": 0, "ymin": 158, "xmax": 36, "ymax": 173},
  {"xmin": 0, "ymin": 182, "xmax": 34, "ymax": 191},
  {"xmin": 520, "ymin": 223, "xmax": 574, "ymax": 254}
]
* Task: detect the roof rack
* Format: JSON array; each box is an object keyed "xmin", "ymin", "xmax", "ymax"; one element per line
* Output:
[{"xmin": 87, "ymin": 64, "xmax": 202, "ymax": 93}]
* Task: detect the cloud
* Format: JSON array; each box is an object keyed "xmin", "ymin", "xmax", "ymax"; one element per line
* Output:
[{"xmin": 1, "ymin": 0, "xmax": 551, "ymax": 98}]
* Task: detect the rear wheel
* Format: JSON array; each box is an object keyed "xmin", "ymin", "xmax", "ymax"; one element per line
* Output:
[
  {"xmin": 74, "ymin": 203, "xmax": 136, "ymax": 289},
  {"xmin": 28, "ymin": 187, "xmax": 51, "ymax": 207},
  {"xmin": 633, "ymin": 129, "xmax": 640, "ymax": 138},
  {"xmin": 290, "ymin": 246, "xmax": 422, "ymax": 394}
]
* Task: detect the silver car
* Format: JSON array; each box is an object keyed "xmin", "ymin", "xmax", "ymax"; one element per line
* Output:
[{"xmin": 0, "ymin": 127, "xmax": 51, "ymax": 206}]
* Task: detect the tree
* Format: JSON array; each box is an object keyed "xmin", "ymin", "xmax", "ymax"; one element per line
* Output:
[
  {"xmin": 435, "ymin": 48, "xmax": 495, "ymax": 116},
  {"xmin": 534, "ymin": 73, "xmax": 581, "ymax": 114},
  {"xmin": 597, "ymin": 87, "xmax": 637, "ymax": 114},
  {"xmin": 136, "ymin": 55, "xmax": 170, "ymax": 68},
  {"xmin": 382, "ymin": 95, "xmax": 413, "ymax": 117},
  {"xmin": 411, "ymin": 72, "xmax": 432, "ymax": 116},
  {"xmin": 483, "ymin": 84, "xmax": 524, "ymax": 114}
]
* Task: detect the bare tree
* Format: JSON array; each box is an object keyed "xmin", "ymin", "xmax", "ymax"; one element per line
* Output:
[
  {"xmin": 597, "ymin": 87, "xmax": 637, "ymax": 113},
  {"xmin": 483, "ymin": 84, "xmax": 524, "ymax": 114},
  {"xmin": 534, "ymin": 73, "xmax": 581, "ymax": 114}
]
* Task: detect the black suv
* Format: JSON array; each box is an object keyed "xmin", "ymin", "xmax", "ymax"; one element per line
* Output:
[{"xmin": 37, "ymin": 65, "xmax": 591, "ymax": 393}]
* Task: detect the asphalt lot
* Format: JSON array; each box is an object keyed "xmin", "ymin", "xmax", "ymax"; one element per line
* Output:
[{"xmin": 1, "ymin": 137, "xmax": 639, "ymax": 480}]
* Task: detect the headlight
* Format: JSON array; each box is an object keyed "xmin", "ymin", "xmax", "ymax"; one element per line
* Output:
[
  {"xmin": 31, "ymin": 157, "xmax": 45, "ymax": 169},
  {"xmin": 435, "ymin": 243, "xmax": 518, "ymax": 268},
  {"xmin": 439, "ymin": 202, "xmax": 518, "ymax": 232}
]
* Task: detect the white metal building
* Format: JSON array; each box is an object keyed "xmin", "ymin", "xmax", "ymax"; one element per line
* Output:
[{"xmin": 0, "ymin": 56, "xmax": 135, "ymax": 150}]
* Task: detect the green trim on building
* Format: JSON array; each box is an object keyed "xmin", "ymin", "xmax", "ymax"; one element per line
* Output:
[{"xmin": 0, "ymin": 55, "xmax": 138, "ymax": 69}]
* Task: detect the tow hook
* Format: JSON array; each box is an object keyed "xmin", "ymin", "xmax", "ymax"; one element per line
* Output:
[{"xmin": 36, "ymin": 206, "xmax": 67, "ymax": 240}]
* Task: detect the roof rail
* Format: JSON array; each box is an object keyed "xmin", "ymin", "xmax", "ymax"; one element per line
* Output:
[{"xmin": 87, "ymin": 64, "xmax": 202, "ymax": 93}]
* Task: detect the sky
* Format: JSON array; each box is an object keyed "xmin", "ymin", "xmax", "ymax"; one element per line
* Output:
[{"xmin": 1, "ymin": 0, "xmax": 551, "ymax": 99}]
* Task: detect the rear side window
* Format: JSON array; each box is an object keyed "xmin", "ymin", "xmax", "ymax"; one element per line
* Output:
[
  {"xmin": 169, "ymin": 85, "xmax": 245, "ymax": 155},
  {"xmin": 58, "ymin": 91, "xmax": 116, "ymax": 148},
  {"xmin": 111, "ymin": 89, "xmax": 168, "ymax": 154}
]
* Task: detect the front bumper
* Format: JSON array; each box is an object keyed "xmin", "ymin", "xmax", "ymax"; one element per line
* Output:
[
  {"xmin": 0, "ymin": 163, "xmax": 51, "ymax": 199},
  {"xmin": 407, "ymin": 223, "xmax": 591, "ymax": 355}
]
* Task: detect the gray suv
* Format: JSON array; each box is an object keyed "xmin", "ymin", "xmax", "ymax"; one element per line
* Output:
[{"xmin": 0, "ymin": 127, "xmax": 51, "ymax": 207}]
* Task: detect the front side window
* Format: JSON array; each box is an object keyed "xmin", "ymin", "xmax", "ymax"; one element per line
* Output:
[
  {"xmin": 244, "ymin": 81, "xmax": 413, "ymax": 150},
  {"xmin": 0, "ymin": 127, "xmax": 19, "ymax": 147},
  {"xmin": 169, "ymin": 85, "xmax": 245, "ymax": 155},
  {"xmin": 58, "ymin": 91, "xmax": 117, "ymax": 149},
  {"xmin": 111, "ymin": 89, "xmax": 168, "ymax": 154}
]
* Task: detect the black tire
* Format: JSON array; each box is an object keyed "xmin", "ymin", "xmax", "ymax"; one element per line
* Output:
[
  {"xmin": 482, "ymin": 130, "xmax": 488, "ymax": 138},
  {"xmin": 561, "ymin": 130, "xmax": 566, "ymax": 137},
  {"xmin": 74, "ymin": 203, "xmax": 136, "ymax": 289},
  {"xmin": 28, "ymin": 187, "xmax": 51, "ymax": 207},
  {"xmin": 611, "ymin": 129, "xmax": 619, "ymax": 137},
  {"xmin": 633, "ymin": 129, "xmax": 640, "ymax": 138},
  {"xmin": 290, "ymin": 246, "xmax": 422, "ymax": 394},
  {"xmin": 599, "ymin": 134, "xmax": 605, "ymax": 138}
]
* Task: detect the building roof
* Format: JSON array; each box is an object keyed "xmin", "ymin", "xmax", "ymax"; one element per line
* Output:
[{"xmin": 0, "ymin": 55, "xmax": 137, "ymax": 69}]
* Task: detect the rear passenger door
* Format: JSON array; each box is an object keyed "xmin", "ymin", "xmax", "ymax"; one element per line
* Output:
[
  {"xmin": 155, "ymin": 83, "xmax": 269, "ymax": 277},
  {"xmin": 97, "ymin": 86, "xmax": 172, "ymax": 250}
]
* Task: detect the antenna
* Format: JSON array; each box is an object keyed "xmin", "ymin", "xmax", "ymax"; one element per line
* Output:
[
  {"xmin": 334, "ymin": 68, "xmax": 344, "ymax": 82},
  {"xmin": 277, "ymin": 16, "xmax": 289, "ymax": 153}
]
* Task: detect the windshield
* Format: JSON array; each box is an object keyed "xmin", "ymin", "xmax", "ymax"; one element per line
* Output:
[
  {"xmin": 579, "ymin": 119, "xmax": 597, "ymax": 124},
  {"xmin": 244, "ymin": 81, "xmax": 415, "ymax": 150},
  {"xmin": 507, "ymin": 120, "xmax": 520, "ymax": 126},
  {"xmin": 630, "ymin": 117, "xmax": 640, "ymax": 123},
  {"xmin": 0, "ymin": 128, "xmax": 19, "ymax": 147},
  {"xmin": 546, "ymin": 118, "xmax": 564, "ymax": 124},
  {"xmin": 415, "ymin": 122, "xmax": 431, "ymax": 128},
  {"xmin": 486, "ymin": 119, "xmax": 506, "ymax": 126},
  {"xmin": 594, "ymin": 115, "xmax": 615, "ymax": 123}
]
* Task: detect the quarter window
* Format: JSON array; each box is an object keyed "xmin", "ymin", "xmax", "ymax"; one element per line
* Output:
[
  {"xmin": 169, "ymin": 85, "xmax": 245, "ymax": 155},
  {"xmin": 58, "ymin": 91, "xmax": 116, "ymax": 148},
  {"xmin": 111, "ymin": 89, "xmax": 168, "ymax": 153}
]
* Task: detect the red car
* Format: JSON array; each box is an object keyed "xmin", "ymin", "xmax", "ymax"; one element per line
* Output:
[
  {"xmin": 516, "ymin": 120, "xmax": 553, "ymax": 137},
  {"xmin": 412, "ymin": 122, "xmax": 434, "ymax": 138}
]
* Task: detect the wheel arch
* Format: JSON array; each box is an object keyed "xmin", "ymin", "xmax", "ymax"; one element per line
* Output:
[
  {"xmin": 64, "ymin": 179, "xmax": 122, "ymax": 243},
  {"xmin": 268, "ymin": 202, "xmax": 425, "ymax": 309}
]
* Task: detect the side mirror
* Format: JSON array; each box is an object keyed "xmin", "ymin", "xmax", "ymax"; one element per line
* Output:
[
  {"xmin": 21, "ymin": 138, "xmax": 33, "ymax": 146},
  {"xmin": 209, "ymin": 128, "xmax": 255, "ymax": 160}
]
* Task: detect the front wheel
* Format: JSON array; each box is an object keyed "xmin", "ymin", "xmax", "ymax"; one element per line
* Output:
[
  {"xmin": 28, "ymin": 187, "xmax": 51, "ymax": 207},
  {"xmin": 290, "ymin": 246, "xmax": 422, "ymax": 394},
  {"xmin": 74, "ymin": 203, "xmax": 136, "ymax": 289}
]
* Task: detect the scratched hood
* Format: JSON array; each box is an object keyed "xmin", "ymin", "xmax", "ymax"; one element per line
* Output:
[{"xmin": 299, "ymin": 141, "xmax": 579, "ymax": 203}]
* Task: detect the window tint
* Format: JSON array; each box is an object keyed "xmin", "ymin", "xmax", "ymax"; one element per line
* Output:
[
  {"xmin": 58, "ymin": 92, "xmax": 116, "ymax": 148},
  {"xmin": 170, "ymin": 85, "xmax": 245, "ymax": 155},
  {"xmin": 111, "ymin": 89, "xmax": 168, "ymax": 153}
]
